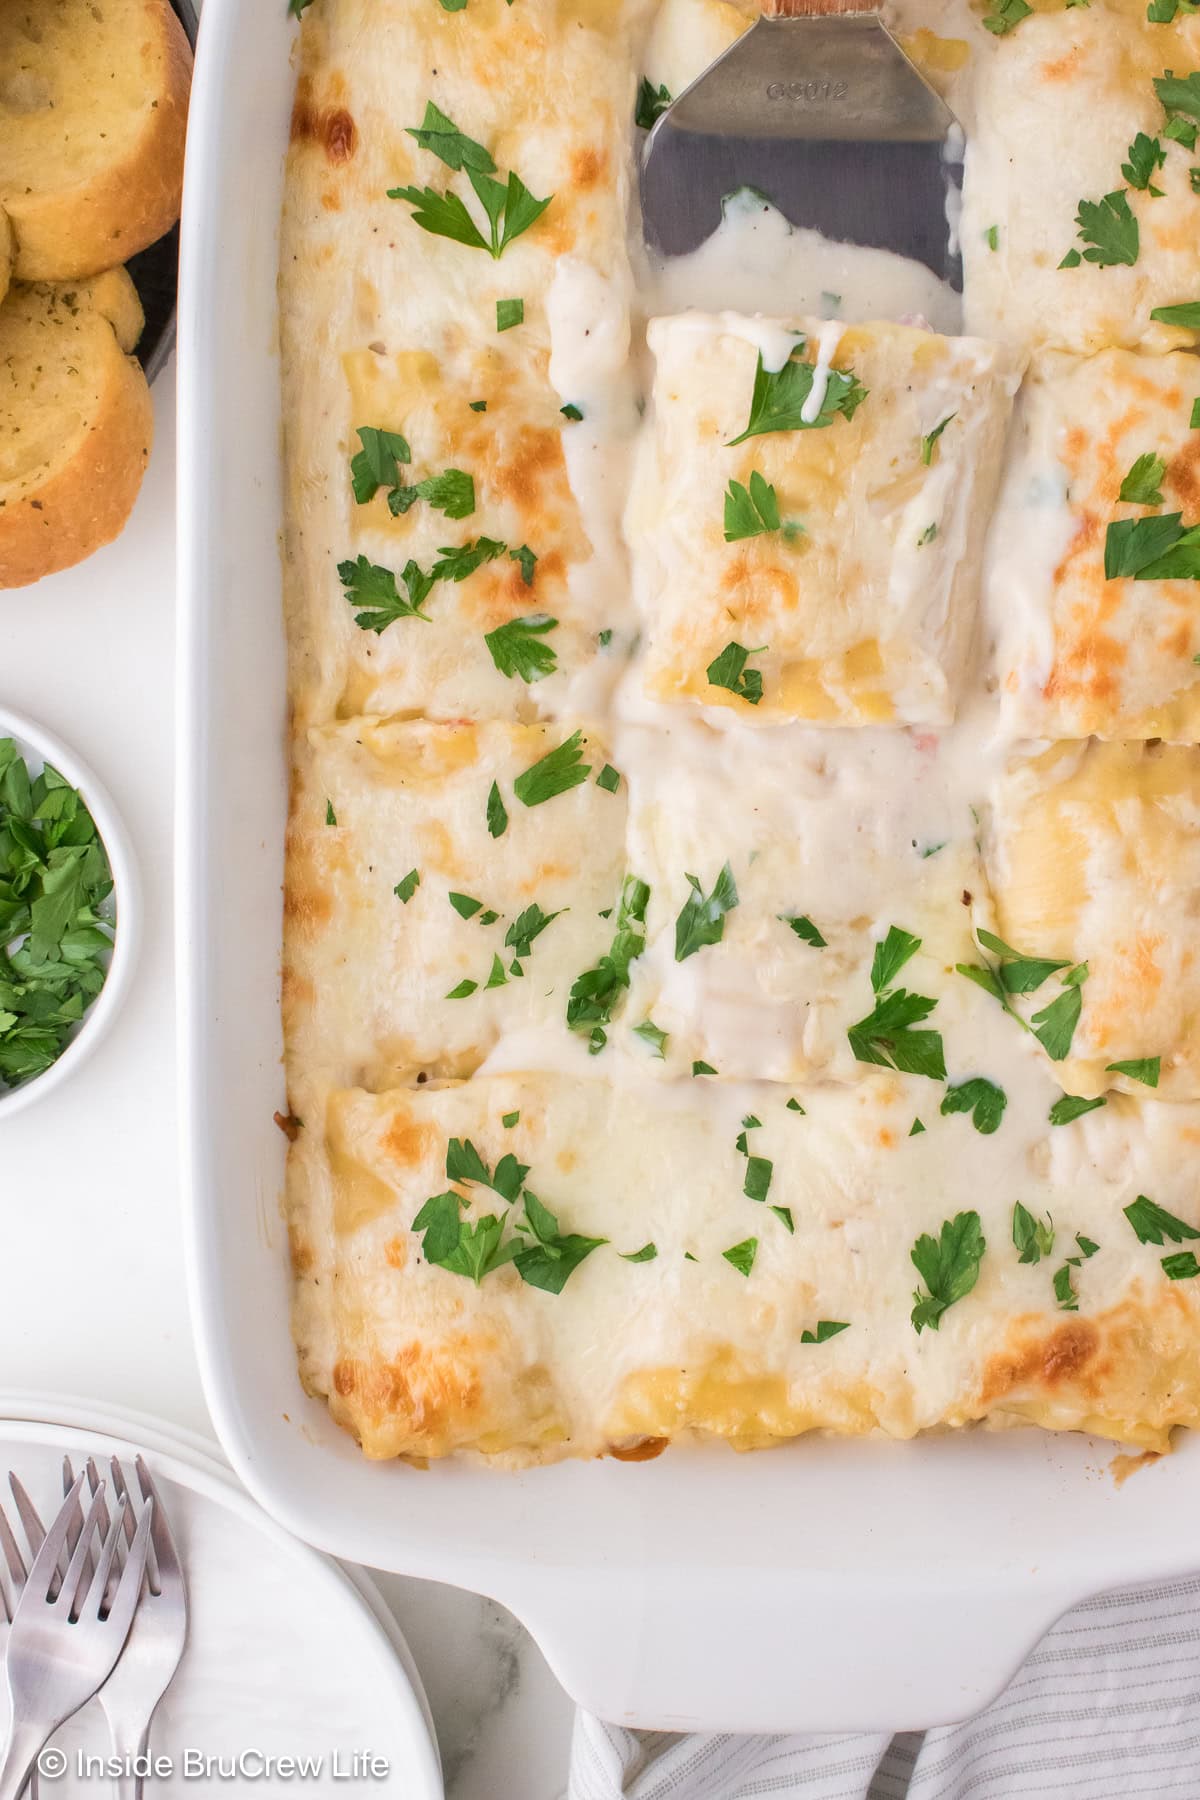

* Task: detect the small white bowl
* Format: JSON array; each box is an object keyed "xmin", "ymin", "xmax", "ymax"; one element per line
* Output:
[{"xmin": 0, "ymin": 707, "xmax": 142, "ymax": 1123}]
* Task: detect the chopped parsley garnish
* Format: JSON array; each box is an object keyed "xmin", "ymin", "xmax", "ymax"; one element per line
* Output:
[
  {"xmin": 394, "ymin": 869, "xmax": 420, "ymax": 903},
  {"xmin": 1150, "ymin": 301, "xmax": 1200, "ymax": 327},
  {"xmin": 1123, "ymin": 1194, "xmax": 1200, "ymax": 1245},
  {"xmin": 920, "ymin": 413, "xmax": 955, "ymax": 465},
  {"xmin": 693, "ymin": 1059, "xmax": 718, "ymax": 1077},
  {"xmin": 1163, "ymin": 1251, "xmax": 1200, "ymax": 1280},
  {"xmin": 484, "ymin": 613, "xmax": 558, "ymax": 682},
  {"xmin": 446, "ymin": 1136, "xmax": 528, "ymax": 1201},
  {"xmin": 1012, "ymin": 1203, "xmax": 1054, "ymax": 1265},
  {"xmin": 909, "ymin": 1117, "xmax": 925, "ymax": 1135},
  {"xmin": 389, "ymin": 468, "xmax": 476, "ymax": 520},
  {"xmin": 917, "ymin": 523, "xmax": 938, "ymax": 547},
  {"xmin": 1154, "ymin": 70, "xmax": 1200, "ymax": 127},
  {"xmin": 432, "ymin": 536, "xmax": 506, "ymax": 583},
  {"xmin": 412, "ymin": 1193, "xmax": 519, "ymax": 1284},
  {"xmin": 982, "ymin": 0, "xmax": 1032, "ymax": 32},
  {"xmin": 504, "ymin": 903, "xmax": 560, "ymax": 958},
  {"xmin": 743, "ymin": 1156, "xmax": 773, "ymax": 1203},
  {"xmin": 801, "ymin": 1320, "xmax": 850, "ymax": 1344},
  {"xmin": 723, "ymin": 1237, "xmax": 758, "ymax": 1277},
  {"xmin": 391, "ymin": 105, "xmax": 552, "ymax": 258},
  {"xmin": 496, "ymin": 298, "xmax": 524, "ymax": 332},
  {"xmin": 502, "ymin": 1110, "xmax": 520, "ymax": 1128},
  {"xmin": 339, "ymin": 555, "xmax": 433, "ymax": 631},
  {"xmin": 509, "ymin": 544, "xmax": 538, "ymax": 587},
  {"xmin": 787, "ymin": 1097, "xmax": 805, "ymax": 1113},
  {"xmin": 446, "ymin": 978, "xmax": 478, "ymax": 999},
  {"xmin": 727, "ymin": 344, "xmax": 866, "ymax": 446},
  {"xmin": 1053, "ymin": 1232, "xmax": 1099, "ymax": 1312},
  {"xmin": 560, "ymin": 403, "xmax": 584, "ymax": 422},
  {"xmin": 635, "ymin": 77, "xmax": 672, "ymax": 130},
  {"xmin": 1122, "ymin": 133, "xmax": 1166, "ymax": 194},
  {"xmin": 1165, "ymin": 116, "xmax": 1199, "ymax": 149},
  {"xmin": 485, "ymin": 952, "xmax": 510, "ymax": 989},
  {"xmin": 706, "ymin": 641, "xmax": 765, "ymax": 706},
  {"xmin": 1119, "ymin": 452, "xmax": 1167, "ymax": 505},
  {"xmin": 513, "ymin": 730, "xmax": 590, "ymax": 806},
  {"xmin": 597, "ymin": 628, "xmax": 613, "ymax": 647},
  {"xmin": 849, "ymin": 925, "xmax": 945, "ymax": 1080},
  {"xmin": 470, "ymin": 400, "xmax": 488, "ymax": 412},
  {"xmin": 486, "ymin": 782, "xmax": 507, "ymax": 839},
  {"xmin": 287, "ymin": 0, "xmax": 315, "ymax": 16},
  {"xmin": 780, "ymin": 914, "xmax": 827, "ymax": 948},
  {"xmin": 723, "ymin": 471, "xmax": 781, "ymax": 541},
  {"xmin": 633, "ymin": 1018, "xmax": 669, "ymax": 1058},
  {"xmin": 1073, "ymin": 190, "xmax": 1139, "ymax": 268},
  {"xmin": 1106, "ymin": 1056, "xmax": 1160, "ymax": 1086},
  {"xmin": 1031, "ymin": 965, "xmax": 1089, "ymax": 1062},
  {"xmin": 350, "ymin": 426, "xmax": 411, "ymax": 504},
  {"xmin": 0, "ymin": 741, "xmax": 115, "ymax": 1092},
  {"xmin": 566, "ymin": 874, "xmax": 649, "ymax": 1052},
  {"xmin": 596, "ymin": 764, "xmax": 621, "ymax": 794},
  {"xmin": 1048, "ymin": 1092, "xmax": 1106, "ymax": 1125},
  {"xmin": 969, "ymin": 928, "xmax": 1069, "ymax": 994},
  {"xmin": 911, "ymin": 1211, "xmax": 986, "ymax": 1333},
  {"xmin": 622, "ymin": 1243, "xmax": 658, "ymax": 1263},
  {"xmin": 957, "ymin": 930, "xmax": 1086, "ymax": 1061},
  {"xmin": 771, "ymin": 1206, "xmax": 795, "ymax": 1233},
  {"xmin": 985, "ymin": 224, "xmax": 999, "ymax": 251},
  {"xmin": 1108, "ymin": 514, "xmax": 1200, "ymax": 577},
  {"xmin": 448, "ymin": 891, "xmax": 483, "ymax": 919},
  {"xmin": 674, "ymin": 862, "xmax": 738, "ymax": 962},
  {"xmin": 512, "ymin": 1190, "xmax": 607, "ymax": 1293},
  {"xmin": 325, "ymin": 800, "xmax": 337, "ymax": 826},
  {"xmin": 940, "ymin": 1077, "xmax": 1007, "ymax": 1135}
]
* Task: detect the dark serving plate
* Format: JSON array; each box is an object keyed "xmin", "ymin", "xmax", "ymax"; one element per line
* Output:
[{"xmin": 129, "ymin": 0, "xmax": 199, "ymax": 383}]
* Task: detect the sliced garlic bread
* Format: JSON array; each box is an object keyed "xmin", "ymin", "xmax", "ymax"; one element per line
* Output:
[
  {"xmin": 0, "ymin": 269, "xmax": 153, "ymax": 587},
  {"xmin": 0, "ymin": 0, "xmax": 192, "ymax": 281}
]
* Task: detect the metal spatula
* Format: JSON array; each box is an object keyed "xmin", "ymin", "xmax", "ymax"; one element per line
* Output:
[{"xmin": 641, "ymin": 0, "xmax": 962, "ymax": 286}]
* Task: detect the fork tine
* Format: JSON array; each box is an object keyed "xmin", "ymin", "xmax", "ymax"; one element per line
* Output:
[
  {"xmin": 91, "ymin": 1498, "xmax": 152, "ymax": 1632},
  {"xmin": 54, "ymin": 1483, "xmax": 107, "ymax": 1617},
  {"xmin": 8, "ymin": 1475, "xmax": 44, "ymax": 1568},
  {"xmin": 86, "ymin": 1495, "xmax": 131, "ymax": 1618},
  {"xmin": 131, "ymin": 1457, "xmax": 171, "ymax": 1595},
  {"xmin": 0, "ymin": 1494, "xmax": 28, "ymax": 1588},
  {"xmin": 58, "ymin": 1457, "xmax": 100, "ymax": 1594},
  {"xmin": 21, "ymin": 1472, "xmax": 87, "ymax": 1607}
]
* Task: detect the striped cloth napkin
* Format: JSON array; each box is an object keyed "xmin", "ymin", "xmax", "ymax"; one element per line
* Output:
[{"xmin": 567, "ymin": 1574, "xmax": 1200, "ymax": 1799}]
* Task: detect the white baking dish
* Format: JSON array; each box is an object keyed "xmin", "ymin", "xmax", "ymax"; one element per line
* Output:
[{"xmin": 175, "ymin": 0, "xmax": 1200, "ymax": 1733}]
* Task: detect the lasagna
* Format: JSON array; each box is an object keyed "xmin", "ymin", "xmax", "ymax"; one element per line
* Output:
[{"xmin": 281, "ymin": 0, "xmax": 1200, "ymax": 1465}]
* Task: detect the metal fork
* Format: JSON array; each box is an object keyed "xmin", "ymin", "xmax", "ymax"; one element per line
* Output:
[
  {"xmin": 0, "ymin": 1503, "xmax": 39, "ymax": 1800},
  {"xmin": 63, "ymin": 1457, "xmax": 187, "ymax": 1800},
  {"xmin": 0, "ymin": 1475, "xmax": 152, "ymax": 1800}
]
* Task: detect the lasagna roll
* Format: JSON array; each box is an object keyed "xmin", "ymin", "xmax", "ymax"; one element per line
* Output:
[
  {"xmin": 620, "ymin": 721, "xmax": 983, "ymax": 1084},
  {"xmin": 629, "ymin": 313, "xmax": 1016, "ymax": 727},
  {"xmin": 962, "ymin": 7, "xmax": 1200, "ymax": 356},
  {"xmin": 280, "ymin": 0, "xmax": 648, "ymax": 722},
  {"xmin": 984, "ymin": 740, "xmax": 1200, "ymax": 1101},
  {"xmin": 988, "ymin": 349, "xmax": 1200, "ymax": 741},
  {"xmin": 288, "ymin": 1071, "xmax": 1200, "ymax": 1463},
  {"xmin": 284, "ymin": 716, "xmax": 625, "ymax": 1098}
]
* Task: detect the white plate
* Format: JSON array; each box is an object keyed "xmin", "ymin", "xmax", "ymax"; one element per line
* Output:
[
  {"xmin": 0, "ymin": 1394, "xmax": 442, "ymax": 1798},
  {"xmin": 175, "ymin": 0, "xmax": 1200, "ymax": 1735},
  {"xmin": 0, "ymin": 707, "xmax": 142, "ymax": 1123}
]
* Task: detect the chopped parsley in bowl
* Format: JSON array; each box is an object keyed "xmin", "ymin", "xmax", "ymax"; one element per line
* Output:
[{"xmin": 0, "ymin": 715, "xmax": 139, "ymax": 1119}]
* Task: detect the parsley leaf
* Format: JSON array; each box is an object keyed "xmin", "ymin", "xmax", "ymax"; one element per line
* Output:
[
  {"xmin": 350, "ymin": 426, "xmax": 411, "ymax": 504},
  {"xmin": 635, "ymin": 77, "xmax": 671, "ymax": 130},
  {"xmin": 723, "ymin": 471, "xmax": 781, "ymax": 541},
  {"xmin": 405, "ymin": 102, "xmax": 496, "ymax": 174},
  {"xmin": 513, "ymin": 1190, "xmax": 607, "ymax": 1293},
  {"xmin": 431, "ymin": 537, "xmax": 506, "ymax": 584},
  {"xmin": 1048, "ymin": 1092, "xmax": 1106, "ymax": 1125},
  {"xmin": 566, "ymin": 875, "xmax": 650, "ymax": 1050},
  {"xmin": 622, "ymin": 1243, "xmax": 658, "ymax": 1263},
  {"xmin": 446, "ymin": 978, "xmax": 478, "ymax": 998},
  {"xmin": 325, "ymin": 800, "xmax": 337, "ymax": 826},
  {"xmin": 596, "ymin": 764, "xmax": 621, "ymax": 794},
  {"xmin": 1119, "ymin": 452, "xmax": 1167, "ymax": 506},
  {"xmin": 743, "ymin": 1156, "xmax": 773, "ymax": 1202},
  {"xmin": 1053, "ymin": 1262, "xmax": 1079, "ymax": 1311},
  {"xmin": 394, "ymin": 869, "xmax": 420, "ymax": 903},
  {"xmin": 500, "ymin": 904, "xmax": 558, "ymax": 960},
  {"xmin": 387, "ymin": 184, "xmax": 492, "ymax": 253},
  {"xmin": 1074, "ymin": 190, "xmax": 1139, "ymax": 268},
  {"xmin": 940, "ymin": 1077, "xmax": 1007, "ymax": 1135},
  {"xmin": 1107, "ymin": 513, "xmax": 1200, "ymax": 579},
  {"xmin": 338, "ymin": 555, "xmax": 433, "ymax": 631},
  {"xmin": 920, "ymin": 413, "xmax": 956, "ymax": 465},
  {"xmin": 911, "ymin": 1211, "xmax": 986, "ymax": 1333},
  {"xmin": 1154, "ymin": 70, "xmax": 1200, "ymax": 126},
  {"xmin": 982, "ymin": 0, "xmax": 1032, "ymax": 31},
  {"xmin": 1123, "ymin": 1194, "xmax": 1200, "ymax": 1245},
  {"xmin": 1013, "ymin": 1203, "xmax": 1055, "ymax": 1265},
  {"xmin": 727, "ymin": 345, "xmax": 867, "ymax": 446},
  {"xmin": 484, "ymin": 613, "xmax": 558, "ymax": 682},
  {"xmin": 393, "ymin": 468, "xmax": 475, "ymax": 520},
  {"xmin": 509, "ymin": 544, "xmax": 537, "ymax": 587},
  {"xmin": 693, "ymin": 1060, "xmax": 718, "ymax": 1076},
  {"xmin": 1149, "ymin": 301, "xmax": 1200, "ymax": 327},
  {"xmin": 496, "ymin": 298, "xmax": 524, "ymax": 332},
  {"xmin": 723, "ymin": 1237, "xmax": 758, "ymax": 1277},
  {"xmin": 871, "ymin": 924, "xmax": 921, "ymax": 994},
  {"xmin": 287, "ymin": 0, "xmax": 315, "ymax": 15},
  {"xmin": 560, "ymin": 403, "xmax": 583, "ymax": 422},
  {"xmin": 706, "ymin": 641, "xmax": 765, "ymax": 706},
  {"xmin": 513, "ymin": 730, "xmax": 590, "ymax": 807},
  {"xmin": 1106, "ymin": 1056, "xmax": 1160, "ymax": 1086},
  {"xmin": 485, "ymin": 781, "xmax": 508, "ymax": 840},
  {"xmin": 1031, "ymin": 969, "xmax": 1087, "ymax": 1061},
  {"xmin": 632, "ymin": 1018, "xmax": 669, "ymax": 1058},
  {"xmin": 801, "ymin": 1320, "xmax": 850, "ymax": 1344},
  {"xmin": 973, "ymin": 929, "xmax": 1070, "ymax": 994},
  {"xmin": 411, "ymin": 1193, "xmax": 520, "ymax": 1284},
  {"xmin": 1163, "ymin": 1250, "xmax": 1200, "ymax": 1280},
  {"xmin": 848, "ymin": 989, "xmax": 946, "ymax": 1080},
  {"xmin": 674, "ymin": 862, "xmax": 739, "ymax": 962},
  {"xmin": 1122, "ymin": 133, "xmax": 1166, "ymax": 193},
  {"xmin": 780, "ymin": 914, "xmax": 827, "ymax": 948}
]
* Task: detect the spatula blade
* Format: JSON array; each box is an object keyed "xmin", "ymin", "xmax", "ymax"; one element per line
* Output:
[{"xmin": 641, "ymin": 13, "xmax": 962, "ymax": 283}]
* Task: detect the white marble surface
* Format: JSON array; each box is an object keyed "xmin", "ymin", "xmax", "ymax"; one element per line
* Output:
[{"xmin": 0, "ymin": 366, "xmax": 576, "ymax": 1799}]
